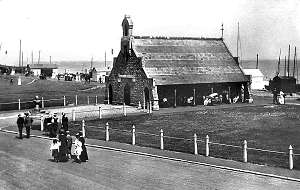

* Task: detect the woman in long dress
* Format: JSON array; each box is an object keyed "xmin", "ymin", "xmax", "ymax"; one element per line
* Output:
[
  {"xmin": 79, "ymin": 132, "xmax": 89, "ymax": 162},
  {"xmin": 74, "ymin": 133, "xmax": 82, "ymax": 163}
]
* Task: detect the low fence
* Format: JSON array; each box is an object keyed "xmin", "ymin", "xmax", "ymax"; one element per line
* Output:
[
  {"xmin": 0, "ymin": 95, "xmax": 103, "ymax": 111},
  {"xmin": 64, "ymin": 121, "xmax": 299, "ymax": 170}
]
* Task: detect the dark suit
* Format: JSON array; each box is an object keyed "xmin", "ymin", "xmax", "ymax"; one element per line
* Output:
[
  {"xmin": 24, "ymin": 116, "xmax": 33, "ymax": 138},
  {"xmin": 17, "ymin": 116, "xmax": 24, "ymax": 139}
]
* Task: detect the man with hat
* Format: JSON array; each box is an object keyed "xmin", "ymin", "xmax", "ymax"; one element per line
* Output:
[
  {"xmin": 17, "ymin": 114, "xmax": 24, "ymax": 139},
  {"xmin": 24, "ymin": 112, "xmax": 33, "ymax": 138}
]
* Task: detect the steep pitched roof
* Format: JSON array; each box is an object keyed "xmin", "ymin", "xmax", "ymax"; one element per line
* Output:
[{"xmin": 132, "ymin": 36, "xmax": 249, "ymax": 85}]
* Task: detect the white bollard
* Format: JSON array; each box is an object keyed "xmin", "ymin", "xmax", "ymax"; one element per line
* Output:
[
  {"xmin": 160, "ymin": 129, "xmax": 164, "ymax": 150},
  {"xmin": 40, "ymin": 115, "xmax": 44, "ymax": 131},
  {"xmin": 206, "ymin": 135, "xmax": 210, "ymax": 157},
  {"xmin": 194, "ymin": 133, "xmax": 198, "ymax": 155},
  {"xmin": 75, "ymin": 95, "xmax": 78, "ymax": 106},
  {"xmin": 95, "ymin": 96, "xmax": 98, "ymax": 105},
  {"xmin": 99, "ymin": 107, "xmax": 102, "ymax": 119},
  {"xmin": 138, "ymin": 101, "xmax": 142, "ymax": 109},
  {"xmin": 149, "ymin": 101, "xmax": 153, "ymax": 114},
  {"xmin": 123, "ymin": 103, "xmax": 127, "ymax": 116},
  {"xmin": 18, "ymin": 77, "xmax": 21, "ymax": 85},
  {"xmin": 41, "ymin": 97, "xmax": 44, "ymax": 108},
  {"xmin": 243, "ymin": 140, "xmax": 248, "ymax": 163},
  {"xmin": 72, "ymin": 109, "xmax": 76, "ymax": 121},
  {"xmin": 289, "ymin": 145, "xmax": 293, "ymax": 170},
  {"xmin": 87, "ymin": 96, "xmax": 90, "ymax": 105},
  {"xmin": 18, "ymin": 99, "xmax": 21, "ymax": 110},
  {"xmin": 63, "ymin": 96, "xmax": 66, "ymax": 106},
  {"xmin": 82, "ymin": 120, "xmax": 86, "ymax": 138},
  {"xmin": 106, "ymin": 122, "xmax": 109, "ymax": 141},
  {"xmin": 132, "ymin": 125, "xmax": 136, "ymax": 145}
]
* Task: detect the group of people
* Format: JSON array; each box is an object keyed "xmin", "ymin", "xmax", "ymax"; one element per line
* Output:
[
  {"xmin": 44, "ymin": 113, "xmax": 69, "ymax": 138},
  {"xmin": 50, "ymin": 130, "xmax": 88, "ymax": 163},
  {"xmin": 16, "ymin": 112, "xmax": 33, "ymax": 139}
]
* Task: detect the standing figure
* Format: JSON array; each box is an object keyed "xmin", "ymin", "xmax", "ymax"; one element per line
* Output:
[
  {"xmin": 74, "ymin": 133, "xmax": 82, "ymax": 163},
  {"xmin": 58, "ymin": 130, "xmax": 68, "ymax": 161},
  {"xmin": 62, "ymin": 113, "xmax": 69, "ymax": 132},
  {"xmin": 17, "ymin": 114, "xmax": 24, "ymax": 139},
  {"xmin": 79, "ymin": 132, "xmax": 88, "ymax": 162},
  {"xmin": 278, "ymin": 90, "xmax": 285, "ymax": 105},
  {"xmin": 24, "ymin": 112, "xmax": 33, "ymax": 138},
  {"xmin": 272, "ymin": 88, "xmax": 278, "ymax": 104},
  {"xmin": 33, "ymin": 96, "xmax": 41, "ymax": 111},
  {"xmin": 50, "ymin": 138, "xmax": 61, "ymax": 162},
  {"xmin": 66, "ymin": 131, "xmax": 72, "ymax": 159}
]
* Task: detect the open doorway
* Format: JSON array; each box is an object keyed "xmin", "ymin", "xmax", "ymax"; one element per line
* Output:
[{"xmin": 124, "ymin": 83, "xmax": 131, "ymax": 105}]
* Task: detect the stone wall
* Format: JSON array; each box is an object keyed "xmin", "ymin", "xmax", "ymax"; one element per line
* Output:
[{"xmin": 107, "ymin": 53, "xmax": 153, "ymax": 105}]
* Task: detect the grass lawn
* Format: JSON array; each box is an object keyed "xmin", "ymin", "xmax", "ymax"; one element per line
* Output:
[
  {"xmin": 67, "ymin": 104, "xmax": 300, "ymax": 169},
  {"xmin": 0, "ymin": 75, "xmax": 106, "ymax": 111}
]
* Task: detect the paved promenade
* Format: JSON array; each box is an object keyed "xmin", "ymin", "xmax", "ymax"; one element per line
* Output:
[
  {"xmin": 1, "ymin": 132, "xmax": 300, "ymax": 190},
  {"xmin": 1, "ymin": 102, "xmax": 300, "ymax": 189}
]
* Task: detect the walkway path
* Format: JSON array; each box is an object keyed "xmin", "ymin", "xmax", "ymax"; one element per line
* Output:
[{"xmin": 0, "ymin": 132, "xmax": 300, "ymax": 190}]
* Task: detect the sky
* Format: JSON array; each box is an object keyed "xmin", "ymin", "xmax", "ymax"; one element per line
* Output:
[{"xmin": 0, "ymin": 0, "xmax": 299, "ymax": 65}]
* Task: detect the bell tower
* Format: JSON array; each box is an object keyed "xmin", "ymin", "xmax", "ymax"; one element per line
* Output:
[{"xmin": 121, "ymin": 15, "xmax": 133, "ymax": 54}]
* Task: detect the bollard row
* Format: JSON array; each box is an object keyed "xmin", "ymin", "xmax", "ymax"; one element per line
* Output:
[{"xmin": 78, "ymin": 122, "xmax": 296, "ymax": 170}]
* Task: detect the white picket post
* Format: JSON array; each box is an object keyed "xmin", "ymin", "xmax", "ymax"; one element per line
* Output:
[
  {"xmin": 149, "ymin": 101, "xmax": 152, "ymax": 114},
  {"xmin": 206, "ymin": 135, "xmax": 209, "ymax": 157},
  {"xmin": 147, "ymin": 102, "xmax": 150, "ymax": 114},
  {"xmin": 132, "ymin": 125, "xmax": 136, "ymax": 145},
  {"xmin": 123, "ymin": 103, "xmax": 127, "ymax": 116},
  {"xmin": 82, "ymin": 120, "xmax": 86, "ymax": 138},
  {"xmin": 194, "ymin": 133, "xmax": 198, "ymax": 155},
  {"xmin": 63, "ymin": 96, "xmax": 66, "ymax": 106},
  {"xmin": 72, "ymin": 109, "xmax": 76, "ymax": 121},
  {"xmin": 95, "ymin": 96, "xmax": 98, "ymax": 105},
  {"xmin": 18, "ymin": 99, "xmax": 21, "ymax": 110},
  {"xmin": 87, "ymin": 96, "xmax": 90, "ymax": 105},
  {"xmin": 99, "ymin": 107, "xmax": 102, "ymax": 119},
  {"xmin": 289, "ymin": 145, "xmax": 293, "ymax": 170},
  {"xmin": 40, "ymin": 115, "xmax": 44, "ymax": 131},
  {"xmin": 160, "ymin": 129, "xmax": 164, "ymax": 150},
  {"xmin": 106, "ymin": 122, "xmax": 109, "ymax": 141},
  {"xmin": 75, "ymin": 95, "xmax": 78, "ymax": 106},
  {"xmin": 243, "ymin": 140, "xmax": 248, "ymax": 163},
  {"xmin": 41, "ymin": 97, "xmax": 44, "ymax": 108}
]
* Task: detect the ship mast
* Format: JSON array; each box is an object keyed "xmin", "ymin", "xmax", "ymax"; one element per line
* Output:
[{"xmin": 277, "ymin": 49, "xmax": 281, "ymax": 75}]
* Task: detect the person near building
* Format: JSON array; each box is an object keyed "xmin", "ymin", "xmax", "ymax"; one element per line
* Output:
[{"xmin": 272, "ymin": 88, "xmax": 278, "ymax": 104}]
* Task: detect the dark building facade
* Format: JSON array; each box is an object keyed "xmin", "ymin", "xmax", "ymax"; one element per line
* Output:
[{"xmin": 106, "ymin": 15, "xmax": 250, "ymax": 110}]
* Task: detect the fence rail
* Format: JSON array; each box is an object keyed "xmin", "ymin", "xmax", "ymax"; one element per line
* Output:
[
  {"xmin": 64, "ymin": 121, "xmax": 298, "ymax": 170},
  {"xmin": 0, "ymin": 95, "xmax": 103, "ymax": 111}
]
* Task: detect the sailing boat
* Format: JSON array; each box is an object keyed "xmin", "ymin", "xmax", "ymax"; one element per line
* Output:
[{"xmin": 269, "ymin": 45, "xmax": 298, "ymax": 93}]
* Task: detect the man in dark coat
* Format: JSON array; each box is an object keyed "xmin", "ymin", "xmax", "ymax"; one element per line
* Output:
[
  {"xmin": 24, "ymin": 113, "xmax": 33, "ymax": 138},
  {"xmin": 17, "ymin": 114, "xmax": 24, "ymax": 139},
  {"xmin": 272, "ymin": 88, "xmax": 278, "ymax": 104}
]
